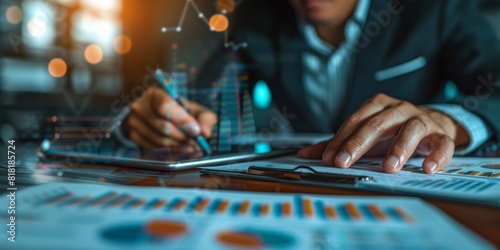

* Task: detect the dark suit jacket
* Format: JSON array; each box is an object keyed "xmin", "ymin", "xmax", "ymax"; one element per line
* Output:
[{"xmin": 196, "ymin": 0, "xmax": 500, "ymax": 141}]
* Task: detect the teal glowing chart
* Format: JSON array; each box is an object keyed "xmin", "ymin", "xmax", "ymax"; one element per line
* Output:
[{"xmin": 0, "ymin": 183, "xmax": 493, "ymax": 249}]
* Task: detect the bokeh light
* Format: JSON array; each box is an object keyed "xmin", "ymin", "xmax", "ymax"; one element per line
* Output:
[
  {"xmin": 27, "ymin": 17, "xmax": 46, "ymax": 37},
  {"xmin": 113, "ymin": 35, "xmax": 132, "ymax": 54},
  {"xmin": 48, "ymin": 58, "xmax": 67, "ymax": 78},
  {"xmin": 84, "ymin": 44, "xmax": 104, "ymax": 64},
  {"xmin": 6, "ymin": 6, "xmax": 23, "ymax": 24},
  {"xmin": 216, "ymin": 0, "xmax": 236, "ymax": 14},
  {"xmin": 209, "ymin": 14, "xmax": 229, "ymax": 32}
]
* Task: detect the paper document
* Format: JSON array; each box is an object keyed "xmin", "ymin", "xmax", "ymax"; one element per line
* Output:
[
  {"xmin": 207, "ymin": 156, "xmax": 500, "ymax": 207},
  {"xmin": 0, "ymin": 183, "xmax": 493, "ymax": 249}
]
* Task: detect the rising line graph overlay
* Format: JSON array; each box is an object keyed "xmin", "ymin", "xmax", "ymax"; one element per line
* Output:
[{"xmin": 161, "ymin": 0, "xmax": 247, "ymax": 50}]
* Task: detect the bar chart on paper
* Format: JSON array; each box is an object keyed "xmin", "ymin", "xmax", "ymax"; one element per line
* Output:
[
  {"xmin": 405, "ymin": 158, "xmax": 500, "ymax": 179},
  {"xmin": 0, "ymin": 183, "xmax": 493, "ymax": 250}
]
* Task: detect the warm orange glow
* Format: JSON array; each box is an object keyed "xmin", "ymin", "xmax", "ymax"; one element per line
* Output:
[
  {"xmin": 216, "ymin": 0, "xmax": 236, "ymax": 14},
  {"xmin": 209, "ymin": 14, "xmax": 229, "ymax": 32},
  {"xmin": 113, "ymin": 35, "xmax": 132, "ymax": 55},
  {"xmin": 48, "ymin": 58, "xmax": 67, "ymax": 78},
  {"xmin": 84, "ymin": 44, "xmax": 103, "ymax": 64},
  {"xmin": 27, "ymin": 17, "xmax": 46, "ymax": 37},
  {"xmin": 172, "ymin": 43, "xmax": 178, "ymax": 50},
  {"xmin": 6, "ymin": 6, "xmax": 23, "ymax": 24}
]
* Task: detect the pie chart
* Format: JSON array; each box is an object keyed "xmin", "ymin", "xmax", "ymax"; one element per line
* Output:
[
  {"xmin": 101, "ymin": 219, "xmax": 188, "ymax": 245},
  {"xmin": 216, "ymin": 227, "xmax": 295, "ymax": 249}
]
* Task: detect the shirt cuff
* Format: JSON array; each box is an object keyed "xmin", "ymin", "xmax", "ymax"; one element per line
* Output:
[
  {"xmin": 425, "ymin": 104, "xmax": 491, "ymax": 155},
  {"xmin": 111, "ymin": 107, "xmax": 139, "ymax": 149}
]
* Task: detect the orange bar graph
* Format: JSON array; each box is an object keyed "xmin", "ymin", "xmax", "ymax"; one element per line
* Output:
[
  {"xmin": 110, "ymin": 194, "xmax": 132, "ymax": 207},
  {"xmin": 153, "ymin": 200, "xmax": 167, "ymax": 209},
  {"xmin": 261, "ymin": 204, "xmax": 270, "ymax": 216},
  {"xmin": 491, "ymin": 173, "xmax": 500, "ymax": 178},
  {"xmin": 345, "ymin": 203, "xmax": 361, "ymax": 219},
  {"xmin": 480, "ymin": 172, "xmax": 489, "ymax": 176},
  {"xmin": 325, "ymin": 206, "xmax": 336, "ymax": 219},
  {"xmin": 47, "ymin": 193, "xmax": 73, "ymax": 204},
  {"xmin": 239, "ymin": 200, "xmax": 250, "ymax": 214},
  {"xmin": 303, "ymin": 199, "xmax": 314, "ymax": 217},
  {"xmin": 174, "ymin": 200, "xmax": 187, "ymax": 211},
  {"xmin": 195, "ymin": 199, "xmax": 209, "ymax": 212},
  {"xmin": 91, "ymin": 192, "xmax": 118, "ymax": 206},
  {"xmin": 217, "ymin": 200, "xmax": 230, "ymax": 213},
  {"xmin": 132, "ymin": 199, "xmax": 146, "ymax": 208},
  {"xmin": 367, "ymin": 204, "xmax": 387, "ymax": 220},
  {"xmin": 470, "ymin": 171, "xmax": 478, "ymax": 176},
  {"xmin": 282, "ymin": 202, "xmax": 291, "ymax": 217},
  {"xmin": 69, "ymin": 195, "xmax": 91, "ymax": 205},
  {"xmin": 394, "ymin": 207, "xmax": 414, "ymax": 223}
]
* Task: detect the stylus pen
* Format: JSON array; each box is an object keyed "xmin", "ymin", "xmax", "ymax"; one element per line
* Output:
[{"xmin": 154, "ymin": 69, "xmax": 212, "ymax": 156}]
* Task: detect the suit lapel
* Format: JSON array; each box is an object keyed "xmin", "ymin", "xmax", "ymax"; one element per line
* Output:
[{"xmin": 338, "ymin": 0, "xmax": 403, "ymax": 125}]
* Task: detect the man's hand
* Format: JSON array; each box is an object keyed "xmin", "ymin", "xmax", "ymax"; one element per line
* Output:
[
  {"xmin": 298, "ymin": 93, "xmax": 470, "ymax": 174},
  {"xmin": 125, "ymin": 88, "xmax": 217, "ymax": 148}
]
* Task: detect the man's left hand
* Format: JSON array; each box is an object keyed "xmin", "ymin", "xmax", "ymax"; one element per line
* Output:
[{"xmin": 298, "ymin": 93, "xmax": 470, "ymax": 174}]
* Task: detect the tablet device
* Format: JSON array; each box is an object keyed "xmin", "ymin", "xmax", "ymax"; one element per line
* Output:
[{"xmin": 37, "ymin": 138, "xmax": 297, "ymax": 171}]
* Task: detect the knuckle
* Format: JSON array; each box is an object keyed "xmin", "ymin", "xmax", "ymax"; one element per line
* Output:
[
  {"xmin": 365, "ymin": 116, "xmax": 386, "ymax": 134},
  {"xmin": 346, "ymin": 114, "xmax": 363, "ymax": 127},
  {"xmin": 344, "ymin": 137, "xmax": 365, "ymax": 153},
  {"xmin": 407, "ymin": 117, "xmax": 428, "ymax": 134},
  {"xmin": 373, "ymin": 93, "xmax": 388, "ymax": 102},
  {"xmin": 392, "ymin": 141, "xmax": 412, "ymax": 156},
  {"xmin": 130, "ymin": 102, "xmax": 140, "ymax": 113}
]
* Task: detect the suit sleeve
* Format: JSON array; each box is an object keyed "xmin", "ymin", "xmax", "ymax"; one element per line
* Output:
[{"xmin": 440, "ymin": 0, "xmax": 500, "ymax": 140}]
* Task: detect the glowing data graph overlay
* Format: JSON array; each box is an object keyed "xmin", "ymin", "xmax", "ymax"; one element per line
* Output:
[
  {"xmin": 30, "ymin": 190, "xmax": 414, "ymax": 223},
  {"xmin": 161, "ymin": 0, "xmax": 247, "ymax": 50}
]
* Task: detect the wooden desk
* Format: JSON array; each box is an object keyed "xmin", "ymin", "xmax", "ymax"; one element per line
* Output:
[{"xmin": 135, "ymin": 169, "xmax": 500, "ymax": 247}]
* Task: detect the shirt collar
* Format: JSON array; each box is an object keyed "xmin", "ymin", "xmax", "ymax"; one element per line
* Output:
[{"xmin": 299, "ymin": 0, "xmax": 371, "ymax": 55}]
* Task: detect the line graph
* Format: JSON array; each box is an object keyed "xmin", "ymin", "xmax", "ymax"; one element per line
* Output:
[{"xmin": 161, "ymin": 0, "xmax": 247, "ymax": 50}]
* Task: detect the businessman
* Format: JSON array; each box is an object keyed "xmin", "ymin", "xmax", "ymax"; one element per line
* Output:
[{"xmin": 123, "ymin": 0, "xmax": 500, "ymax": 174}]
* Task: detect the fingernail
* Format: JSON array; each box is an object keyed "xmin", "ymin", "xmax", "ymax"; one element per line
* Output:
[
  {"xmin": 323, "ymin": 150, "xmax": 337, "ymax": 164},
  {"xmin": 335, "ymin": 151, "xmax": 351, "ymax": 167},
  {"xmin": 428, "ymin": 160, "xmax": 438, "ymax": 173},
  {"xmin": 183, "ymin": 122, "xmax": 201, "ymax": 137},
  {"xmin": 386, "ymin": 155, "xmax": 400, "ymax": 171}
]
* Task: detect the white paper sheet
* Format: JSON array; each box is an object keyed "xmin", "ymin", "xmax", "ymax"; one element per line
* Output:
[
  {"xmin": 0, "ymin": 183, "xmax": 493, "ymax": 249},
  {"xmin": 208, "ymin": 156, "xmax": 500, "ymax": 207}
]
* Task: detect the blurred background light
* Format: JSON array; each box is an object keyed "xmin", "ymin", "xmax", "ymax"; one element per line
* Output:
[
  {"xmin": 209, "ymin": 14, "xmax": 229, "ymax": 32},
  {"xmin": 113, "ymin": 35, "xmax": 132, "ymax": 55},
  {"xmin": 48, "ymin": 58, "xmax": 67, "ymax": 78},
  {"xmin": 84, "ymin": 44, "xmax": 104, "ymax": 64},
  {"xmin": 6, "ymin": 5, "xmax": 23, "ymax": 25}
]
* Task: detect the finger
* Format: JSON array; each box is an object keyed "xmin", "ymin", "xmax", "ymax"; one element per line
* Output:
[
  {"xmin": 322, "ymin": 93, "xmax": 399, "ymax": 164},
  {"xmin": 151, "ymin": 93, "xmax": 202, "ymax": 137},
  {"xmin": 297, "ymin": 140, "xmax": 329, "ymax": 159},
  {"xmin": 329, "ymin": 101, "xmax": 421, "ymax": 168},
  {"xmin": 196, "ymin": 110, "xmax": 218, "ymax": 138},
  {"xmin": 128, "ymin": 115, "xmax": 179, "ymax": 147},
  {"xmin": 382, "ymin": 115, "xmax": 433, "ymax": 174},
  {"xmin": 129, "ymin": 131, "xmax": 157, "ymax": 148},
  {"xmin": 421, "ymin": 134, "xmax": 455, "ymax": 174},
  {"xmin": 130, "ymin": 105, "xmax": 188, "ymax": 141}
]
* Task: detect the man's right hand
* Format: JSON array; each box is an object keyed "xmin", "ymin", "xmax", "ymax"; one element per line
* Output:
[{"xmin": 125, "ymin": 87, "xmax": 217, "ymax": 148}]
